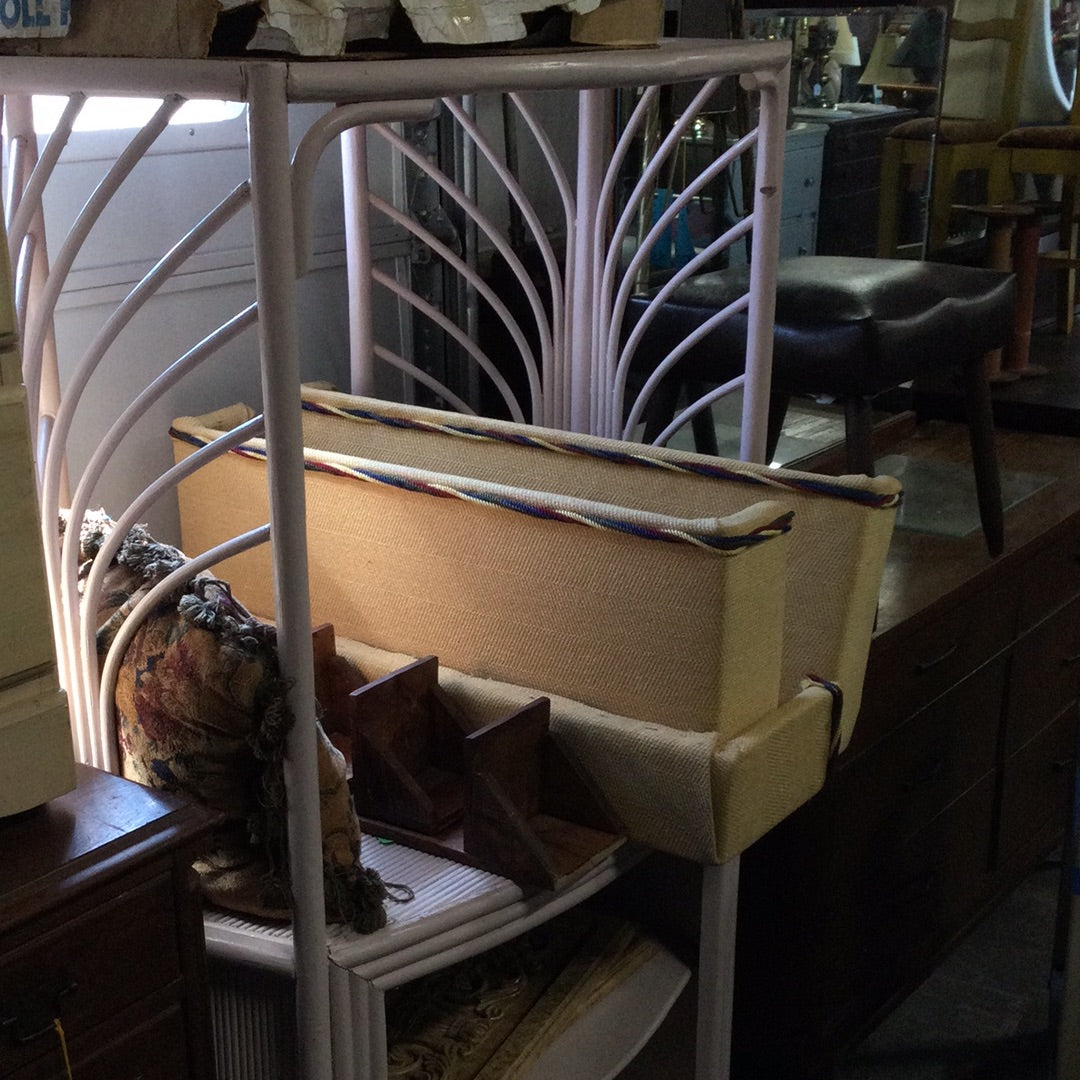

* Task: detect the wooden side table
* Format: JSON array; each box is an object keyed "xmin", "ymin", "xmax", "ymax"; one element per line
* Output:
[
  {"xmin": 0, "ymin": 765, "xmax": 221, "ymax": 1080},
  {"xmin": 964, "ymin": 202, "xmax": 1050, "ymax": 381}
]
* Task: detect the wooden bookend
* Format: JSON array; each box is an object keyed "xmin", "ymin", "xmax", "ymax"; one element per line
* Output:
[
  {"xmin": 465, "ymin": 698, "xmax": 624, "ymax": 890},
  {"xmin": 311, "ymin": 623, "xmax": 364, "ymax": 741},
  {"xmin": 349, "ymin": 655, "xmax": 470, "ymax": 835}
]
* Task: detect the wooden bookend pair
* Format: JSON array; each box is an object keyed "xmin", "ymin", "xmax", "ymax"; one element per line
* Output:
[
  {"xmin": 311, "ymin": 623, "xmax": 364, "ymax": 761},
  {"xmin": 349, "ymin": 655, "xmax": 624, "ymax": 890}
]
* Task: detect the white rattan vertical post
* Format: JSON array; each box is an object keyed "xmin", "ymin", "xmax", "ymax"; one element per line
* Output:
[
  {"xmin": 246, "ymin": 61, "xmax": 333, "ymax": 1080},
  {"xmin": 738, "ymin": 62, "xmax": 790, "ymax": 464},
  {"xmin": 341, "ymin": 125, "xmax": 376, "ymax": 397},
  {"xmin": 696, "ymin": 855, "xmax": 741, "ymax": 1080},
  {"xmin": 3, "ymin": 95, "xmax": 62, "ymax": 478},
  {"xmin": 570, "ymin": 87, "xmax": 607, "ymax": 434}
]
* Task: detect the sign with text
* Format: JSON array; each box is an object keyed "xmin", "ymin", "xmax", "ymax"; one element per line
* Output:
[{"xmin": 0, "ymin": 0, "xmax": 70, "ymax": 36}]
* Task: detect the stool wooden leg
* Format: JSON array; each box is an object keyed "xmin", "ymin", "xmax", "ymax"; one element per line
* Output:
[
  {"xmin": 766, "ymin": 393, "xmax": 790, "ymax": 465},
  {"xmin": 982, "ymin": 217, "xmax": 1017, "ymax": 383},
  {"xmin": 689, "ymin": 382, "xmax": 720, "ymax": 456},
  {"xmin": 843, "ymin": 397, "xmax": 876, "ymax": 476},
  {"xmin": 1059, "ymin": 175, "xmax": 1079, "ymax": 337},
  {"xmin": 641, "ymin": 376, "xmax": 682, "ymax": 445},
  {"xmin": 1004, "ymin": 212, "xmax": 1047, "ymax": 377},
  {"xmin": 961, "ymin": 358, "xmax": 1004, "ymax": 557},
  {"xmin": 926, "ymin": 145, "xmax": 957, "ymax": 256}
]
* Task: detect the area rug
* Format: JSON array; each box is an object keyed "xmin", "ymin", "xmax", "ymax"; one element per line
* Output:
[{"xmin": 384, "ymin": 907, "xmax": 658, "ymax": 1080}]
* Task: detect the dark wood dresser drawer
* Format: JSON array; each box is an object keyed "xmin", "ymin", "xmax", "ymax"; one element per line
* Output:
[
  {"xmin": 8, "ymin": 995, "xmax": 189, "ymax": 1080},
  {"xmin": 828, "ymin": 655, "xmax": 1005, "ymax": 851},
  {"xmin": 851, "ymin": 583, "xmax": 1016, "ymax": 757},
  {"xmin": 830, "ymin": 773, "xmax": 998, "ymax": 1055},
  {"xmin": 1018, "ymin": 521, "xmax": 1080, "ymax": 629},
  {"xmin": 880, "ymin": 773, "xmax": 998, "ymax": 933},
  {"xmin": 0, "ymin": 766, "xmax": 220, "ymax": 1080},
  {"xmin": 0, "ymin": 873, "xmax": 181, "ymax": 1077},
  {"xmin": 1005, "ymin": 594, "xmax": 1080, "ymax": 755},
  {"xmin": 998, "ymin": 703, "xmax": 1079, "ymax": 877},
  {"xmin": 823, "ymin": 155, "xmax": 882, "ymax": 194}
]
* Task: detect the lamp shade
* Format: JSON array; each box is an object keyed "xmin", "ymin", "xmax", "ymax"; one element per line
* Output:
[
  {"xmin": 858, "ymin": 31, "xmax": 917, "ymax": 86},
  {"xmin": 831, "ymin": 16, "xmax": 861, "ymax": 67}
]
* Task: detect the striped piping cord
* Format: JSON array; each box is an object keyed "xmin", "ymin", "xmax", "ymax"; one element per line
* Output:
[
  {"xmin": 170, "ymin": 428, "xmax": 794, "ymax": 554},
  {"xmin": 301, "ymin": 400, "xmax": 903, "ymax": 510}
]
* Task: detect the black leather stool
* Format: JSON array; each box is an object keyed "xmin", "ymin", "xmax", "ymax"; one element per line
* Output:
[{"xmin": 628, "ymin": 256, "xmax": 1017, "ymax": 557}]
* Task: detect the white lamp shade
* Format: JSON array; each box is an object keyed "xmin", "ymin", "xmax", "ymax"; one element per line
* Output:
[{"xmin": 832, "ymin": 16, "xmax": 861, "ymax": 67}]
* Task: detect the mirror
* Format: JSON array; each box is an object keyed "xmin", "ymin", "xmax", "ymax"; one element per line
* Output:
[
  {"xmin": 739, "ymin": 5, "xmax": 948, "ymax": 258},
  {"xmin": 735, "ymin": 0, "xmax": 1079, "ymax": 260}
]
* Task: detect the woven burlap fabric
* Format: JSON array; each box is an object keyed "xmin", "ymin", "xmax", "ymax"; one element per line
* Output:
[
  {"xmin": 545, "ymin": 682, "xmax": 834, "ymax": 862},
  {"xmin": 172, "ymin": 416, "xmax": 791, "ymax": 742},
  {"xmin": 708, "ymin": 686, "xmax": 833, "ymax": 862},
  {"xmin": 333, "ymin": 636, "xmax": 834, "ymax": 863},
  {"xmin": 174, "ymin": 390, "xmax": 897, "ymax": 750},
  {"xmin": 299, "ymin": 388, "xmax": 896, "ymax": 748},
  {"xmin": 170, "ymin": 394, "xmax": 897, "ymax": 864}
]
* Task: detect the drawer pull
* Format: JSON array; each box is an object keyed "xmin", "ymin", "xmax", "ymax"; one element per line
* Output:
[
  {"xmin": 1, "ymin": 981, "xmax": 77, "ymax": 1045},
  {"xmin": 915, "ymin": 644, "xmax": 958, "ymax": 672},
  {"xmin": 1053, "ymin": 758, "xmax": 1076, "ymax": 773}
]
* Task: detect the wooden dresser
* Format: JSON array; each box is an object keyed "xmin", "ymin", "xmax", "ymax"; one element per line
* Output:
[
  {"xmin": 733, "ymin": 422, "xmax": 1080, "ymax": 1078},
  {"xmin": 0, "ymin": 765, "xmax": 221, "ymax": 1080},
  {"xmin": 810, "ymin": 108, "xmax": 920, "ymax": 258}
]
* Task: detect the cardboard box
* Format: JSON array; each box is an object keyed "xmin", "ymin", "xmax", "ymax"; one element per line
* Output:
[
  {"xmin": 0, "ymin": 0, "xmax": 221, "ymax": 57},
  {"xmin": 570, "ymin": 0, "xmax": 662, "ymax": 46},
  {"xmin": 398, "ymin": 0, "xmax": 599, "ymax": 47},
  {"xmin": 0, "ymin": 390, "xmax": 74, "ymax": 816},
  {"xmin": 0, "ymin": 0, "xmax": 71, "ymax": 39}
]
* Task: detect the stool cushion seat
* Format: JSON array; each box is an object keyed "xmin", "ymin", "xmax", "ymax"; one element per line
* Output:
[
  {"xmin": 627, "ymin": 254, "xmax": 1015, "ymax": 556},
  {"xmin": 889, "ymin": 116, "xmax": 1006, "ymax": 145},
  {"xmin": 998, "ymin": 124, "xmax": 1080, "ymax": 152},
  {"xmin": 632, "ymin": 256, "xmax": 1016, "ymax": 400}
]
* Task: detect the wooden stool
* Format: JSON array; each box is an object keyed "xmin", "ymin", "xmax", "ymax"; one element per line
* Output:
[
  {"xmin": 626, "ymin": 256, "xmax": 1017, "ymax": 557},
  {"xmin": 964, "ymin": 202, "xmax": 1049, "ymax": 381}
]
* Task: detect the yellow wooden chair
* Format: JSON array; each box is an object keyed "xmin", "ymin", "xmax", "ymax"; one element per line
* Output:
[
  {"xmin": 997, "ymin": 73, "xmax": 1080, "ymax": 333},
  {"xmin": 877, "ymin": 0, "xmax": 1037, "ymax": 257}
]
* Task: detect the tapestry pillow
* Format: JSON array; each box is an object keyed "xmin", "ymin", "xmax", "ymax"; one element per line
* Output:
[{"xmin": 76, "ymin": 510, "xmax": 397, "ymax": 933}]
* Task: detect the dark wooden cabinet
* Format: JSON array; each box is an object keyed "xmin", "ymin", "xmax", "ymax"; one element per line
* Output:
[
  {"xmin": 812, "ymin": 109, "xmax": 920, "ymax": 258},
  {"xmin": 733, "ymin": 427, "xmax": 1080, "ymax": 1079},
  {"xmin": 0, "ymin": 765, "xmax": 220, "ymax": 1080}
]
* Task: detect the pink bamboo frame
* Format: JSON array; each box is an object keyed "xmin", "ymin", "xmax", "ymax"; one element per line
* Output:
[{"xmin": 1, "ymin": 38, "xmax": 791, "ymax": 1080}]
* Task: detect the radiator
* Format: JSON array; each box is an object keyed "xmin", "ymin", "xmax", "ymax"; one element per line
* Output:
[{"xmin": 207, "ymin": 958, "xmax": 297, "ymax": 1080}]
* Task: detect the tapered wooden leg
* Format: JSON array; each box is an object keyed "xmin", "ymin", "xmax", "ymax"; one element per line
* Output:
[
  {"xmin": 690, "ymin": 382, "xmax": 720, "ymax": 456},
  {"xmin": 982, "ymin": 214, "xmax": 1016, "ymax": 383},
  {"xmin": 641, "ymin": 376, "xmax": 682, "ymax": 444},
  {"xmin": 843, "ymin": 396, "xmax": 876, "ymax": 476},
  {"xmin": 926, "ymin": 145, "xmax": 957, "ymax": 256},
  {"xmin": 766, "ymin": 393, "xmax": 790, "ymax": 465},
  {"xmin": 961, "ymin": 357, "xmax": 1004, "ymax": 557},
  {"xmin": 1058, "ymin": 175, "xmax": 1079, "ymax": 337},
  {"xmin": 1004, "ymin": 210, "xmax": 1047, "ymax": 377}
]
